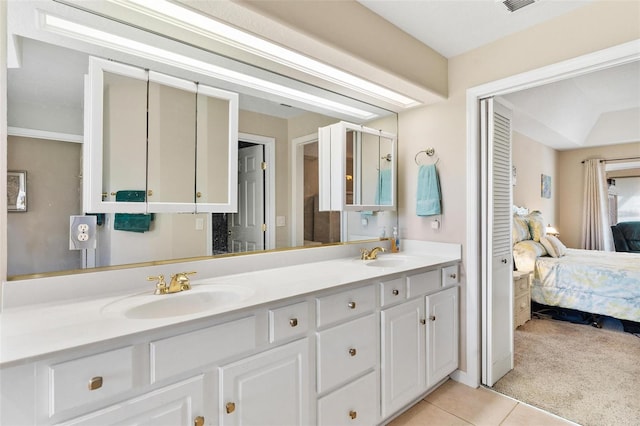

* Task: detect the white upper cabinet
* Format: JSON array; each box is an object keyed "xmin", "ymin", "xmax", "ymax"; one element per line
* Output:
[
  {"xmin": 84, "ymin": 57, "xmax": 239, "ymax": 214},
  {"xmin": 318, "ymin": 121, "xmax": 396, "ymax": 212},
  {"xmin": 195, "ymin": 84, "xmax": 238, "ymax": 213}
]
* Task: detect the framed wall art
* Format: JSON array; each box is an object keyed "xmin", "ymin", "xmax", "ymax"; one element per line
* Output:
[
  {"xmin": 541, "ymin": 174, "xmax": 551, "ymax": 199},
  {"xmin": 7, "ymin": 170, "xmax": 27, "ymax": 212}
]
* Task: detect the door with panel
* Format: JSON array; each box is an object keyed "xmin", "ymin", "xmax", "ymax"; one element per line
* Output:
[
  {"xmin": 380, "ymin": 297, "xmax": 425, "ymax": 418},
  {"xmin": 426, "ymin": 286, "xmax": 459, "ymax": 388},
  {"xmin": 219, "ymin": 338, "xmax": 309, "ymax": 426},
  {"xmin": 56, "ymin": 376, "xmax": 205, "ymax": 426},
  {"xmin": 228, "ymin": 144, "xmax": 265, "ymax": 252}
]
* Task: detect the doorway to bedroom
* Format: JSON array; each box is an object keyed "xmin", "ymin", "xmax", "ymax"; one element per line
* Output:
[{"xmin": 468, "ymin": 42, "xmax": 640, "ymax": 425}]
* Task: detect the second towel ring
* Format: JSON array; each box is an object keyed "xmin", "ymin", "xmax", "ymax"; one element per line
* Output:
[{"xmin": 415, "ymin": 147, "xmax": 439, "ymax": 166}]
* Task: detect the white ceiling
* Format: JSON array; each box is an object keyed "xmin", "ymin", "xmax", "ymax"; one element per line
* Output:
[
  {"xmin": 358, "ymin": 0, "xmax": 595, "ymax": 59},
  {"xmin": 359, "ymin": 0, "xmax": 640, "ymax": 150}
]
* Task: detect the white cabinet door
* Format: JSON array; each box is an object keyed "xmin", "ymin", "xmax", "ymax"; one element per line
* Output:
[
  {"xmin": 219, "ymin": 339, "xmax": 310, "ymax": 426},
  {"xmin": 426, "ymin": 286, "xmax": 459, "ymax": 388},
  {"xmin": 57, "ymin": 375, "xmax": 204, "ymax": 426},
  {"xmin": 380, "ymin": 298, "xmax": 425, "ymax": 418}
]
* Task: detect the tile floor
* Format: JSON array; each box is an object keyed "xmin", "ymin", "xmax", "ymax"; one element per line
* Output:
[{"xmin": 388, "ymin": 380, "xmax": 577, "ymax": 426}]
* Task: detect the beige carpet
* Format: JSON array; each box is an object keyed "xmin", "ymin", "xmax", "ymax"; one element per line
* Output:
[{"xmin": 493, "ymin": 317, "xmax": 640, "ymax": 426}]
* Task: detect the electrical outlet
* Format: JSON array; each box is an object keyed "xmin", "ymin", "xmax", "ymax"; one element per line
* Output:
[{"xmin": 70, "ymin": 215, "xmax": 97, "ymax": 250}]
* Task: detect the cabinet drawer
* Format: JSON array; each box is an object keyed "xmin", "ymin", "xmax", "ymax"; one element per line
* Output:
[
  {"xmin": 380, "ymin": 277, "xmax": 406, "ymax": 307},
  {"xmin": 150, "ymin": 315, "xmax": 256, "ymax": 383},
  {"xmin": 317, "ymin": 371, "xmax": 377, "ymax": 426},
  {"xmin": 269, "ymin": 301, "xmax": 309, "ymax": 344},
  {"xmin": 513, "ymin": 274, "xmax": 530, "ymax": 298},
  {"xmin": 406, "ymin": 269, "xmax": 441, "ymax": 298},
  {"xmin": 514, "ymin": 294, "xmax": 531, "ymax": 328},
  {"xmin": 316, "ymin": 284, "xmax": 375, "ymax": 328},
  {"xmin": 317, "ymin": 314, "xmax": 376, "ymax": 393},
  {"xmin": 442, "ymin": 264, "xmax": 460, "ymax": 286},
  {"xmin": 49, "ymin": 346, "xmax": 134, "ymax": 416}
]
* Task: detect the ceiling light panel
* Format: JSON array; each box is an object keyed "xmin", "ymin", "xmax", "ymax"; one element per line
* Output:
[
  {"xmin": 39, "ymin": 12, "xmax": 378, "ymax": 120},
  {"xmin": 109, "ymin": 0, "xmax": 420, "ymax": 109}
]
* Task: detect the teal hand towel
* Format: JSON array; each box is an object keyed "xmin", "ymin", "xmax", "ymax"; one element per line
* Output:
[
  {"xmin": 416, "ymin": 164, "xmax": 441, "ymax": 216},
  {"xmin": 114, "ymin": 213, "xmax": 152, "ymax": 233},
  {"xmin": 114, "ymin": 190, "xmax": 152, "ymax": 232},
  {"xmin": 115, "ymin": 190, "xmax": 146, "ymax": 202},
  {"xmin": 376, "ymin": 168, "xmax": 392, "ymax": 205}
]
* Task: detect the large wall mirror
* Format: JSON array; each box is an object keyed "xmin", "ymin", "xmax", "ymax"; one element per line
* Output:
[{"xmin": 6, "ymin": 0, "xmax": 398, "ymax": 279}]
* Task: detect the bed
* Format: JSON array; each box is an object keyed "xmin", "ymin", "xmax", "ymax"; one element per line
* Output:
[
  {"xmin": 512, "ymin": 208, "xmax": 640, "ymax": 323},
  {"xmin": 530, "ymin": 248, "xmax": 640, "ymax": 322}
]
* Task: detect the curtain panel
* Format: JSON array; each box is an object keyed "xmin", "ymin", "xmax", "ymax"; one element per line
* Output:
[{"xmin": 581, "ymin": 159, "xmax": 613, "ymax": 251}]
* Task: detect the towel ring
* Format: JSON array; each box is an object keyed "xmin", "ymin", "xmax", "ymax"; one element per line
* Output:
[{"xmin": 415, "ymin": 147, "xmax": 439, "ymax": 166}]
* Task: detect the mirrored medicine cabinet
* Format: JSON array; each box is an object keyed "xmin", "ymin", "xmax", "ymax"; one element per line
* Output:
[
  {"xmin": 319, "ymin": 122, "xmax": 396, "ymax": 212},
  {"xmin": 85, "ymin": 57, "xmax": 238, "ymax": 214}
]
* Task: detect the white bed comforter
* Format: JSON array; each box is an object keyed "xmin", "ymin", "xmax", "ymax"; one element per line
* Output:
[{"xmin": 531, "ymin": 248, "xmax": 640, "ymax": 322}]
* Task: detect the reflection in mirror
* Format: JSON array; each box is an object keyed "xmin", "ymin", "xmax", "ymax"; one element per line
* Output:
[
  {"xmin": 102, "ymin": 70, "xmax": 147, "ymax": 206},
  {"xmin": 6, "ymin": 8, "xmax": 397, "ymax": 279},
  {"xmin": 319, "ymin": 121, "xmax": 397, "ymax": 212}
]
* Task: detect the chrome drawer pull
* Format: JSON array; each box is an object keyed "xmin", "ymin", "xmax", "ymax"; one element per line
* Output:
[
  {"xmin": 289, "ymin": 318, "xmax": 298, "ymax": 327},
  {"xmin": 349, "ymin": 410, "xmax": 357, "ymax": 420},
  {"xmin": 392, "ymin": 289, "xmax": 399, "ymax": 296},
  {"xmin": 347, "ymin": 301, "xmax": 356, "ymax": 309},
  {"xmin": 88, "ymin": 376, "xmax": 103, "ymax": 391},
  {"xmin": 348, "ymin": 348, "xmax": 357, "ymax": 357}
]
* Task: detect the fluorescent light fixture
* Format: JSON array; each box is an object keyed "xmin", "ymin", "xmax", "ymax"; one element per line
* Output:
[
  {"xmin": 40, "ymin": 13, "xmax": 377, "ymax": 120},
  {"xmin": 110, "ymin": 0, "xmax": 420, "ymax": 109}
]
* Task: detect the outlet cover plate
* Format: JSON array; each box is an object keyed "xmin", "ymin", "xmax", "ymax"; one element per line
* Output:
[{"xmin": 70, "ymin": 215, "xmax": 97, "ymax": 250}]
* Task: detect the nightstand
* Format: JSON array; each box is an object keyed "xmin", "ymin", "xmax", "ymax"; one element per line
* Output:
[{"xmin": 513, "ymin": 271, "xmax": 531, "ymax": 329}]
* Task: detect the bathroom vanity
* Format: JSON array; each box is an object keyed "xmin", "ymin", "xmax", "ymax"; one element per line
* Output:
[{"xmin": 0, "ymin": 241, "xmax": 460, "ymax": 425}]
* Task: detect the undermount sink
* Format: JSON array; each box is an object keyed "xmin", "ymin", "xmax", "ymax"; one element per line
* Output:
[
  {"xmin": 364, "ymin": 255, "xmax": 410, "ymax": 268},
  {"xmin": 101, "ymin": 284, "xmax": 254, "ymax": 319}
]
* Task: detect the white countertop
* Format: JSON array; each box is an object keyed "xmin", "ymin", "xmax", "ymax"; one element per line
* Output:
[{"xmin": 0, "ymin": 242, "xmax": 460, "ymax": 367}]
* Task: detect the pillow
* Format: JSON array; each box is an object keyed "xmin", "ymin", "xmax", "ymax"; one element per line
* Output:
[
  {"xmin": 512, "ymin": 214, "xmax": 531, "ymax": 245},
  {"xmin": 527, "ymin": 211, "xmax": 546, "ymax": 242},
  {"xmin": 540, "ymin": 235, "xmax": 567, "ymax": 258},
  {"xmin": 513, "ymin": 240, "xmax": 547, "ymax": 272}
]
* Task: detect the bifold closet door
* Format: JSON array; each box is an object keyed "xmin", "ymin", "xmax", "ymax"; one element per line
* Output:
[{"xmin": 480, "ymin": 97, "xmax": 514, "ymax": 387}]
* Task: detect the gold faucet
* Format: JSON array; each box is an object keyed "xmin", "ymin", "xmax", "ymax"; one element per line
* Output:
[
  {"xmin": 147, "ymin": 271, "xmax": 196, "ymax": 295},
  {"xmin": 360, "ymin": 246, "xmax": 385, "ymax": 260}
]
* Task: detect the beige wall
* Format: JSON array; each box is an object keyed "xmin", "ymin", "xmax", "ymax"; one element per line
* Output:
[
  {"xmin": 396, "ymin": 0, "xmax": 640, "ymax": 372},
  {"xmin": 557, "ymin": 141, "xmax": 640, "ymax": 248},
  {"xmin": 512, "ymin": 131, "xmax": 558, "ymax": 227},
  {"xmin": 7, "ymin": 137, "xmax": 82, "ymax": 276}
]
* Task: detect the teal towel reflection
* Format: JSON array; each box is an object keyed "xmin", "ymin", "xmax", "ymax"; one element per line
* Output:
[
  {"xmin": 114, "ymin": 190, "xmax": 152, "ymax": 233},
  {"xmin": 416, "ymin": 164, "xmax": 441, "ymax": 216},
  {"xmin": 376, "ymin": 168, "xmax": 392, "ymax": 205}
]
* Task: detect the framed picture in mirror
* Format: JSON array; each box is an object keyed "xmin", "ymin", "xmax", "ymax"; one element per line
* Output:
[{"xmin": 7, "ymin": 170, "xmax": 27, "ymax": 212}]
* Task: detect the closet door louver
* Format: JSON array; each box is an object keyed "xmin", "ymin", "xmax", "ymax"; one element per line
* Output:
[
  {"xmin": 480, "ymin": 98, "xmax": 514, "ymax": 387},
  {"xmin": 492, "ymin": 111, "xmax": 512, "ymax": 258}
]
